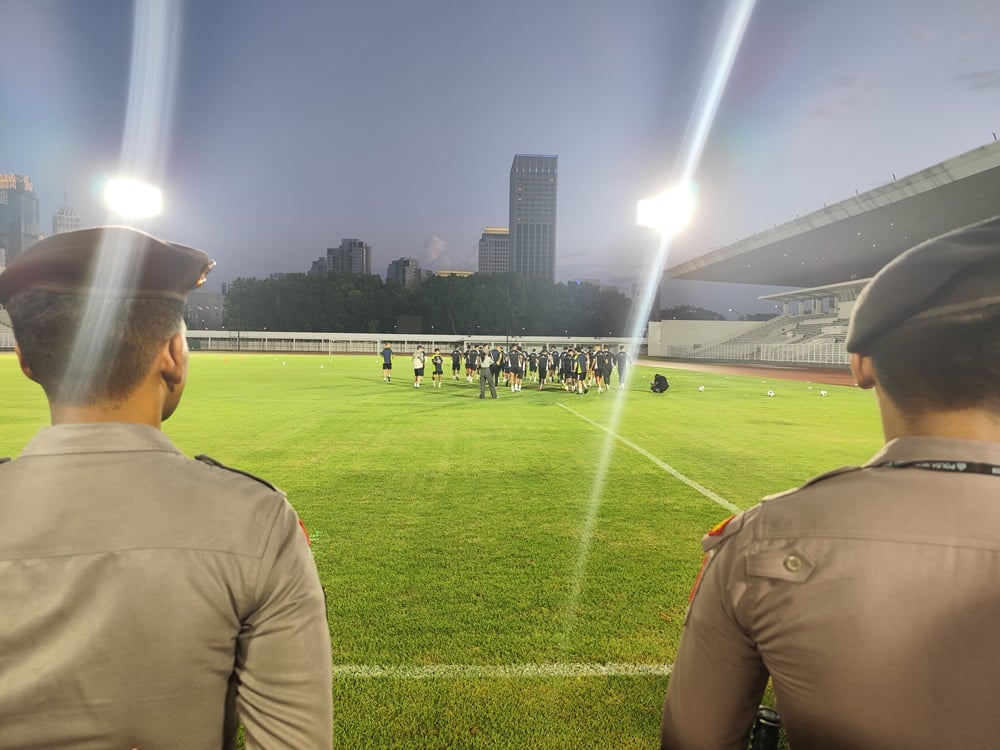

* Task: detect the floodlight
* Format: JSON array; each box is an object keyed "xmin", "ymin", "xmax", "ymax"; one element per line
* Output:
[
  {"xmin": 637, "ymin": 182, "xmax": 697, "ymax": 236},
  {"xmin": 104, "ymin": 177, "xmax": 163, "ymax": 219}
]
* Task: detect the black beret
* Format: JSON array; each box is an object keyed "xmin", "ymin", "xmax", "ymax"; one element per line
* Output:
[
  {"xmin": 846, "ymin": 215, "xmax": 1000, "ymax": 353},
  {"xmin": 0, "ymin": 226, "xmax": 214, "ymax": 305}
]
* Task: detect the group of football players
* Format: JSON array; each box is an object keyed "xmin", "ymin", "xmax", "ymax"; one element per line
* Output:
[{"xmin": 449, "ymin": 342, "xmax": 631, "ymax": 394}]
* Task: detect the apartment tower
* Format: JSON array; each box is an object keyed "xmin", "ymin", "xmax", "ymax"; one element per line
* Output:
[{"xmin": 508, "ymin": 154, "xmax": 557, "ymax": 280}]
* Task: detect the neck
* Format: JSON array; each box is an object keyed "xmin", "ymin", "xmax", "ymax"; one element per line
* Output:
[
  {"xmin": 48, "ymin": 383, "xmax": 164, "ymax": 428},
  {"xmin": 879, "ymin": 392, "xmax": 1000, "ymax": 443},
  {"xmin": 49, "ymin": 403, "xmax": 162, "ymax": 428}
]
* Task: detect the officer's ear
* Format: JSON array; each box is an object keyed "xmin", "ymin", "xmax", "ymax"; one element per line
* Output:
[
  {"xmin": 850, "ymin": 352, "xmax": 876, "ymax": 390},
  {"xmin": 14, "ymin": 343, "xmax": 37, "ymax": 383},
  {"xmin": 160, "ymin": 332, "xmax": 188, "ymax": 388}
]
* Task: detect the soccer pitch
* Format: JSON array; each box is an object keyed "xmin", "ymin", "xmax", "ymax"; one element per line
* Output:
[{"xmin": 0, "ymin": 352, "xmax": 883, "ymax": 748}]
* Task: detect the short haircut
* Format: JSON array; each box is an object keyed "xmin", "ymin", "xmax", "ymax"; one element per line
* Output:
[
  {"xmin": 869, "ymin": 306, "xmax": 1000, "ymax": 414},
  {"xmin": 6, "ymin": 290, "xmax": 184, "ymax": 406}
]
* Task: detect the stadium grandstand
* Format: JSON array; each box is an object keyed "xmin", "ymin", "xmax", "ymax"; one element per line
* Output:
[{"xmin": 649, "ymin": 139, "xmax": 1000, "ymax": 367}]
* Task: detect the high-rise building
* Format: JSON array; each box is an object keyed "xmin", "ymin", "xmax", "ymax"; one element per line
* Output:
[
  {"xmin": 508, "ymin": 154, "xmax": 557, "ymax": 280},
  {"xmin": 386, "ymin": 257, "xmax": 424, "ymax": 287},
  {"xmin": 326, "ymin": 238, "xmax": 372, "ymax": 275},
  {"xmin": 0, "ymin": 173, "xmax": 42, "ymax": 265},
  {"xmin": 309, "ymin": 256, "xmax": 327, "ymax": 276},
  {"xmin": 52, "ymin": 205, "xmax": 81, "ymax": 235},
  {"xmin": 477, "ymin": 227, "xmax": 509, "ymax": 274}
]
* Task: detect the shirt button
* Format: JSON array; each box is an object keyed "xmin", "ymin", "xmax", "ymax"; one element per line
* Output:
[{"xmin": 783, "ymin": 555, "xmax": 802, "ymax": 572}]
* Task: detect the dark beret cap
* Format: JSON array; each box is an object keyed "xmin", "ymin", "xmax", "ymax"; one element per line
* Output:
[
  {"xmin": 846, "ymin": 215, "xmax": 1000, "ymax": 353},
  {"xmin": 0, "ymin": 226, "xmax": 214, "ymax": 305}
]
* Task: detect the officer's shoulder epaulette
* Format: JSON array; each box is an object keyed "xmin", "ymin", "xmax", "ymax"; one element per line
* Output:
[
  {"xmin": 195, "ymin": 454, "xmax": 280, "ymax": 492},
  {"xmin": 762, "ymin": 465, "xmax": 863, "ymax": 503},
  {"xmin": 799, "ymin": 464, "xmax": 863, "ymax": 489},
  {"xmin": 701, "ymin": 510, "xmax": 750, "ymax": 553}
]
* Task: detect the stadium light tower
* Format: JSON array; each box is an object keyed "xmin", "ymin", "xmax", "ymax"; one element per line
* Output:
[
  {"xmin": 636, "ymin": 181, "xmax": 697, "ymax": 237},
  {"xmin": 103, "ymin": 177, "xmax": 164, "ymax": 220}
]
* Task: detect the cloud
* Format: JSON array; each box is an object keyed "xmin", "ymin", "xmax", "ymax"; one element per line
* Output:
[
  {"xmin": 808, "ymin": 106, "xmax": 838, "ymax": 120},
  {"xmin": 420, "ymin": 235, "xmax": 452, "ymax": 269},
  {"xmin": 807, "ymin": 75, "xmax": 879, "ymax": 120},
  {"xmin": 954, "ymin": 70, "xmax": 1000, "ymax": 90}
]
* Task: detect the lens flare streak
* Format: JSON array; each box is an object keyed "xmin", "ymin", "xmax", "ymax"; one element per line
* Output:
[
  {"xmin": 562, "ymin": 0, "xmax": 758, "ymax": 646},
  {"xmin": 64, "ymin": 1, "xmax": 183, "ymax": 402}
]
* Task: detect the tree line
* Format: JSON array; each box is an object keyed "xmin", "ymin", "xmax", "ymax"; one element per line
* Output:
[{"xmin": 221, "ymin": 272, "xmax": 636, "ymax": 336}]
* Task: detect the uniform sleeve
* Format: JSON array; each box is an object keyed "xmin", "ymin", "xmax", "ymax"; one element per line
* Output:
[
  {"xmin": 235, "ymin": 498, "xmax": 333, "ymax": 749},
  {"xmin": 660, "ymin": 521, "xmax": 768, "ymax": 750}
]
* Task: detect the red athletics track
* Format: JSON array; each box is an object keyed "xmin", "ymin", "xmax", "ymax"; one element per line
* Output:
[{"xmin": 639, "ymin": 360, "xmax": 856, "ymax": 387}]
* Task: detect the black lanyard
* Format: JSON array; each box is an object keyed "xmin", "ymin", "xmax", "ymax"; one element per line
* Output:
[{"xmin": 877, "ymin": 460, "xmax": 1000, "ymax": 476}]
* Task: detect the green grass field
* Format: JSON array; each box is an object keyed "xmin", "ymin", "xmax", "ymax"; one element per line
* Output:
[{"xmin": 0, "ymin": 352, "xmax": 884, "ymax": 748}]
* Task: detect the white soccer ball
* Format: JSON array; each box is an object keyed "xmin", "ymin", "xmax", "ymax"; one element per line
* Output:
[
  {"xmin": 282, "ymin": 361, "xmax": 286, "ymax": 365},
  {"xmin": 820, "ymin": 390, "xmax": 828, "ymax": 396},
  {"xmin": 767, "ymin": 390, "xmax": 775, "ymax": 397},
  {"xmin": 698, "ymin": 385, "xmax": 705, "ymax": 392}
]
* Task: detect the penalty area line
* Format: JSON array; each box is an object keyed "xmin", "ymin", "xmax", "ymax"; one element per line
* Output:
[
  {"xmin": 331, "ymin": 662, "xmax": 673, "ymax": 679},
  {"xmin": 558, "ymin": 403, "xmax": 740, "ymax": 514}
]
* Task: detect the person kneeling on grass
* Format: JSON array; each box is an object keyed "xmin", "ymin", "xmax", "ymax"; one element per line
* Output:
[{"xmin": 650, "ymin": 373, "xmax": 669, "ymax": 393}]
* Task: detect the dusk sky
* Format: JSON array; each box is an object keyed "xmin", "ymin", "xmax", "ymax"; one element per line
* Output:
[{"xmin": 3, "ymin": 0, "xmax": 999, "ymax": 316}]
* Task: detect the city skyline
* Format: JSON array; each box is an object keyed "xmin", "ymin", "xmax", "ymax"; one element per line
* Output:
[{"xmin": 3, "ymin": 0, "xmax": 999, "ymax": 316}]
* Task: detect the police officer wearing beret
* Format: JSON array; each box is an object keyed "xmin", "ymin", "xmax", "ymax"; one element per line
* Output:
[
  {"xmin": 0, "ymin": 227, "xmax": 332, "ymax": 748},
  {"xmin": 661, "ymin": 215, "xmax": 1000, "ymax": 749}
]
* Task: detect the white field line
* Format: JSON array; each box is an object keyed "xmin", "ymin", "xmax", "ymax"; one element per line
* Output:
[
  {"xmin": 558, "ymin": 403, "xmax": 740, "ymax": 514},
  {"xmin": 331, "ymin": 662, "xmax": 673, "ymax": 679}
]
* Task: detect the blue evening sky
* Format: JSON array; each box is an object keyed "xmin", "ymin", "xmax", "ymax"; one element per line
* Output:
[{"xmin": 3, "ymin": 0, "xmax": 998, "ymax": 315}]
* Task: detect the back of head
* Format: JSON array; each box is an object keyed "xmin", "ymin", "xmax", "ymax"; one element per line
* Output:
[
  {"xmin": 0, "ymin": 226, "xmax": 213, "ymax": 407},
  {"xmin": 846, "ymin": 215, "xmax": 1000, "ymax": 414}
]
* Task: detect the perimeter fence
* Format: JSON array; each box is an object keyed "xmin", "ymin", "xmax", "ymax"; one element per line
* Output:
[{"xmin": 664, "ymin": 340, "xmax": 849, "ymax": 367}]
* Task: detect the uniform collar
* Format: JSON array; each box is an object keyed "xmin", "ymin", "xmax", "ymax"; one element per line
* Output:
[
  {"xmin": 19, "ymin": 423, "xmax": 184, "ymax": 458},
  {"xmin": 866, "ymin": 436, "xmax": 1000, "ymax": 467}
]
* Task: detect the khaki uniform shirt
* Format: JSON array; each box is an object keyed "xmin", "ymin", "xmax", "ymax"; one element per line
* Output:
[
  {"xmin": 662, "ymin": 436, "xmax": 1000, "ymax": 750},
  {"xmin": 0, "ymin": 423, "xmax": 332, "ymax": 749}
]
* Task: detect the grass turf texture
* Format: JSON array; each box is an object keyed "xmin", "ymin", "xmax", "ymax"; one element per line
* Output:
[{"xmin": 0, "ymin": 352, "xmax": 883, "ymax": 748}]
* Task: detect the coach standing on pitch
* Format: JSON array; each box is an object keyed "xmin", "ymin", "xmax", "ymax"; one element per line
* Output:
[
  {"xmin": 0, "ymin": 227, "xmax": 332, "ymax": 749},
  {"xmin": 661, "ymin": 216, "xmax": 1000, "ymax": 749}
]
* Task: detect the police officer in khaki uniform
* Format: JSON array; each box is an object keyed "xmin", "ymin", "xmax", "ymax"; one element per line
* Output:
[
  {"xmin": 661, "ymin": 215, "xmax": 1000, "ymax": 750},
  {"xmin": 0, "ymin": 227, "xmax": 332, "ymax": 749}
]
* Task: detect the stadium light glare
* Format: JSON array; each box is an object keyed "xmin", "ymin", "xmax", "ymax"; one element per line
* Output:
[
  {"xmin": 104, "ymin": 177, "xmax": 163, "ymax": 219},
  {"xmin": 637, "ymin": 182, "xmax": 697, "ymax": 236}
]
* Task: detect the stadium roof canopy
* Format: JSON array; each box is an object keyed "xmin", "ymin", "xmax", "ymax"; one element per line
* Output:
[{"xmin": 667, "ymin": 140, "xmax": 1000, "ymax": 288}]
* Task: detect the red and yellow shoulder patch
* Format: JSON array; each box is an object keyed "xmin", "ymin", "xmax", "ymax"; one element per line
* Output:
[
  {"xmin": 689, "ymin": 552, "xmax": 712, "ymax": 602},
  {"xmin": 297, "ymin": 517, "xmax": 312, "ymax": 546},
  {"xmin": 689, "ymin": 514, "xmax": 740, "ymax": 602},
  {"xmin": 706, "ymin": 514, "xmax": 737, "ymax": 537}
]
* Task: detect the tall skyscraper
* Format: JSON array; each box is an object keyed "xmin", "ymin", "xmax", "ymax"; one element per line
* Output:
[
  {"xmin": 52, "ymin": 205, "xmax": 81, "ymax": 235},
  {"xmin": 508, "ymin": 154, "xmax": 557, "ymax": 280},
  {"xmin": 477, "ymin": 227, "xmax": 509, "ymax": 274},
  {"xmin": 326, "ymin": 238, "xmax": 372, "ymax": 275},
  {"xmin": 0, "ymin": 173, "xmax": 42, "ymax": 265},
  {"xmin": 386, "ymin": 257, "xmax": 424, "ymax": 287}
]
